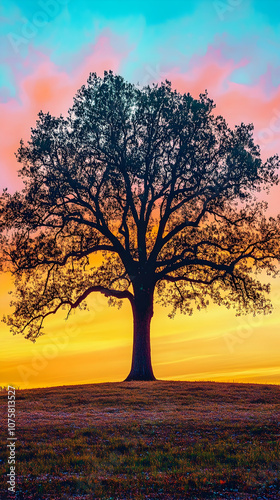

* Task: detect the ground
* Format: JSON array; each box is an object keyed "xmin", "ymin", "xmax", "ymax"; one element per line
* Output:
[{"xmin": 0, "ymin": 380, "xmax": 279, "ymax": 499}]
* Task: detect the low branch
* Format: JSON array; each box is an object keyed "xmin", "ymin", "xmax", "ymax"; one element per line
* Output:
[{"xmin": 20, "ymin": 285, "xmax": 134, "ymax": 338}]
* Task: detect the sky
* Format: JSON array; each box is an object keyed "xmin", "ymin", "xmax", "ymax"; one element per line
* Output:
[{"xmin": 1, "ymin": 0, "xmax": 280, "ymax": 388}]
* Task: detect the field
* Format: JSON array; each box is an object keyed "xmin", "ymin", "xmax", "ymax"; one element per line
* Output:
[{"xmin": 0, "ymin": 380, "xmax": 279, "ymax": 499}]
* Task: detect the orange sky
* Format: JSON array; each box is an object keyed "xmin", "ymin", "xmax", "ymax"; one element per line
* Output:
[{"xmin": 1, "ymin": 269, "xmax": 280, "ymax": 389}]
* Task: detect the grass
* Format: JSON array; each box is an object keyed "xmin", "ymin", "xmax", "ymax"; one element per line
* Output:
[{"xmin": 0, "ymin": 380, "xmax": 279, "ymax": 499}]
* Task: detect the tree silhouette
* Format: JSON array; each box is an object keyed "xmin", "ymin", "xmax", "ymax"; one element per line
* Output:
[{"xmin": 1, "ymin": 71, "xmax": 280, "ymax": 380}]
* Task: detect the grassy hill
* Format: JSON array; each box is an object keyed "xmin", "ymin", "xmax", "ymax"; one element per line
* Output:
[{"xmin": 0, "ymin": 380, "xmax": 279, "ymax": 499}]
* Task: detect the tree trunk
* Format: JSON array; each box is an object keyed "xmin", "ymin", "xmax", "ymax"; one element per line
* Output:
[{"xmin": 125, "ymin": 286, "xmax": 156, "ymax": 381}]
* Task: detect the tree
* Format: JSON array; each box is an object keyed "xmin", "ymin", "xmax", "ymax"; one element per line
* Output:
[{"xmin": 1, "ymin": 71, "xmax": 280, "ymax": 381}]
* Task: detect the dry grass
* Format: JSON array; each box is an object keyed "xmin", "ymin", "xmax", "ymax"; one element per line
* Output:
[{"xmin": 0, "ymin": 380, "xmax": 279, "ymax": 499}]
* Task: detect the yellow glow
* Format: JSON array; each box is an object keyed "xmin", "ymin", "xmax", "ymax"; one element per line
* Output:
[{"xmin": 1, "ymin": 271, "xmax": 280, "ymax": 388}]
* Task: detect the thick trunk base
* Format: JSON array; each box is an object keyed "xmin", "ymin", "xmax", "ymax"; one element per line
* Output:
[
  {"xmin": 124, "ymin": 372, "xmax": 157, "ymax": 382},
  {"xmin": 125, "ymin": 287, "xmax": 156, "ymax": 382}
]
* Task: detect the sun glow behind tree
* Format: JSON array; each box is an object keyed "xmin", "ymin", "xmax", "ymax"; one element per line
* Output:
[{"xmin": 1, "ymin": 72, "xmax": 280, "ymax": 382}]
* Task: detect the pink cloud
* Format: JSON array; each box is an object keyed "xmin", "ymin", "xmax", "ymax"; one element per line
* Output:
[
  {"xmin": 0, "ymin": 31, "xmax": 131, "ymax": 191},
  {"xmin": 162, "ymin": 45, "xmax": 280, "ymax": 161}
]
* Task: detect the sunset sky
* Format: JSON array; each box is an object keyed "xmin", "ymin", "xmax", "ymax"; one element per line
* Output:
[{"xmin": 1, "ymin": 0, "xmax": 280, "ymax": 388}]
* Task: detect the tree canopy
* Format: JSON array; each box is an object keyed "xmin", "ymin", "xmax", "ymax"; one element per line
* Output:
[{"xmin": 1, "ymin": 71, "xmax": 280, "ymax": 380}]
